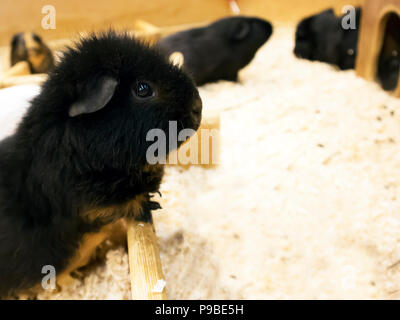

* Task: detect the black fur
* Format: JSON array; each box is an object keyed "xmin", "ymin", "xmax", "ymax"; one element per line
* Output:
[
  {"xmin": 294, "ymin": 8, "xmax": 360, "ymax": 69},
  {"xmin": 377, "ymin": 13, "xmax": 400, "ymax": 91},
  {"xmin": 378, "ymin": 52, "xmax": 400, "ymax": 91},
  {"xmin": 157, "ymin": 16, "xmax": 273, "ymax": 86},
  {"xmin": 0, "ymin": 31, "xmax": 201, "ymax": 297}
]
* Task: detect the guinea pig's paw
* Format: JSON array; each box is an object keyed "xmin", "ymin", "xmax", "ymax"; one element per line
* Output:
[
  {"xmin": 146, "ymin": 192, "xmax": 162, "ymax": 211},
  {"xmin": 135, "ymin": 196, "xmax": 162, "ymax": 222},
  {"xmin": 153, "ymin": 191, "xmax": 163, "ymax": 198},
  {"xmin": 148, "ymin": 200, "xmax": 162, "ymax": 211}
]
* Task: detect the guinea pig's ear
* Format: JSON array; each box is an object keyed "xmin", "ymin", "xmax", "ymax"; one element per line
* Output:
[
  {"xmin": 69, "ymin": 76, "xmax": 118, "ymax": 117},
  {"xmin": 169, "ymin": 51, "xmax": 185, "ymax": 68},
  {"xmin": 11, "ymin": 34, "xmax": 19, "ymax": 47},
  {"xmin": 32, "ymin": 33, "xmax": 43, "ymax": 44},
  {"xmin": 321, "ymin": 8, "xmax": 335, "ymax": 15},
  {"xmin": 230, "ymin": 21, "xmax": 251, "ymax": 41}
]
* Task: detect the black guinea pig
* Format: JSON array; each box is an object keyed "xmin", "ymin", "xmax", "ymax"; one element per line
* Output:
[
  {"xmin": 294, "ymin": 8, "xmax": 362, "ymax": 70},
  {"xmin": 10, "ymin": 32, "xmax": 54, "ymax": 74},
  {"xmin": 0, "ymin": 31, "xmax": 202, "ymax": 298},
  {"xmin": 157, "ymin": 16, "xmax": 273, "ymax": 86},
  {"xmin": 294, "ymin": 9, "xmax": 343, "ymax": 66},
  {"xmin": 295, "ymin": 7, "xmax": 399, "ymax": 91}
]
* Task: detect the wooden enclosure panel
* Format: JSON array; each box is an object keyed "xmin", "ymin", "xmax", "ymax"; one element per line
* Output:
[
  {"xmin": 0, "ymin": 0, "xmax": 364, "ymax": 46},
  {"xmin": 356, "ymin": 0, "xmax": 400, "ymax": 96},
  {"xmin": 238, "ymin": 0, "xmax": 364, "ymax": 22},
  {"xmin": 0, "ymin": 0, "xmax": 230, "ymax": 46}
]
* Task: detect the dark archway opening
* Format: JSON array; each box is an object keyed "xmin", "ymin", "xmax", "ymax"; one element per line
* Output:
[{"xmin": 377, "ymin": 12, "xmax": 400, "ymax": 91}]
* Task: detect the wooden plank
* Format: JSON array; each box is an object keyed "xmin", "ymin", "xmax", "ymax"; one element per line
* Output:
[
  {"xmin": 0, "ymin": 0, "xmax": 365, "ymax": 46},
  {"xmin": 127, "ymin": 218, "xmax": 167, "ymax": 300},
  {"xmin": 0, "ymin": 74, "xmax": 47, "ymax": 89},
  {"xmin": 238, "ymin": 0, "xmax": 364, "ymax": 22},
  {"xmin": 0, "ymin": 0, "xmax": 230, "ymax": 46}
]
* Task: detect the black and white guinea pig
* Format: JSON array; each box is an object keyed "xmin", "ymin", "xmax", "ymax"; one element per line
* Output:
[
  {"xmin": 157, "ymin": 16, "xmax": 273, "ymax": 86},
  {"xmin": 294, "ymin": 8, "xmax": 361, "ymax": 70},
  {"xmin": 10, "ymin": 32, "xmax": 54, "ymax": 74},
  {"xmin": 0, "ymin": 31, "xmax": 202, "ymax": 298}
]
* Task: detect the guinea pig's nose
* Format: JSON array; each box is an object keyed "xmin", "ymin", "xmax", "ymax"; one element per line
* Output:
[
  {"xmin": 192, "ymin": 97, "xmax": 202, "ymax": 116},
  {"xmin": 264, "ymin": 21, "xmax": 273, "ymax": 37}
]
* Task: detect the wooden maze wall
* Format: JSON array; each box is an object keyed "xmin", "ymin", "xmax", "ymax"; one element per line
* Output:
[{"xmin": 0, "ymin": 0, "xmax": 364, "ymax": 45}]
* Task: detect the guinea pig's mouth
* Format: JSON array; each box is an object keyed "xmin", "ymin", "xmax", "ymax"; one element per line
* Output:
[
  {"xmin": 190, "ymin": 96, "xmax": 203, "ymax": 130},
  {"xmin": 294, "ymin": 45, "xmax": 311, "ymax": 60}
]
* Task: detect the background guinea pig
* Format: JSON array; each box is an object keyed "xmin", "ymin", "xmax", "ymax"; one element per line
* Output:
[
  {"xmin": 294, "ymin": 8, "xmax": 399, "ymax": 91},
  {"xmin": 10, "ymin": 32, "xmax": 54, "ymax": 74},
  {"xmin": 0, "ymin": 31, "xmax": 201, "ymax": 298},
  {"xmin": 377, "ymin": 14, "xmax": 400, "ymax": 91},
  {"xmin": 294, "ymin": 9, "xmax": 342, "ymax": 66},
  {"xmin": 294, "ymin": 8, "xmax": 361, "ymax": 70},
  {"xmin": 157, "ymin": 16, "xmax": 273, "ymax": 86}
]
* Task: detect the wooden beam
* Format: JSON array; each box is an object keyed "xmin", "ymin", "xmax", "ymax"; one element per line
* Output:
[
  {"xmin": 238, "ymin": 0, "xmax": 364, "ymax": 22},
  {"xmin": 0, "ymin": 0, "xmax": 367, "ymax": 46},
  {"xmin": 0, "ymin": 0, "xmax": 230, "ymax": 46},
  {"xmin": 127, "ymin": 218, "xmax": 167, "ymax": 300},
  {"xmin": 0, "ymin": 73, "xmax": 47, "ymax": 89}
]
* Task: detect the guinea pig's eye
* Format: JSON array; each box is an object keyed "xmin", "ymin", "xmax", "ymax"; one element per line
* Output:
[
  {"xmin": 347, "ymin": 49, "xmax": 355, "ymax": 56},
  {"xmin": 133, "ymin": 81, "xmax": 154, "ymax": 99}
]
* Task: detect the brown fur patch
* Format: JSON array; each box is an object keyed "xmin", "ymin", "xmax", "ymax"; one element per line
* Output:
[
  {"xmin": 57, "ymin": 187, "xmax": 160, "ymax": 290},
  {"xmin": 57, "ymin": 221, "xmax": 125, "ymax": 288},
  {"xmin": 82, "ymin": 194, "xmax": 148, "ymax": 224}
]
